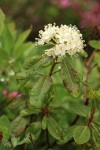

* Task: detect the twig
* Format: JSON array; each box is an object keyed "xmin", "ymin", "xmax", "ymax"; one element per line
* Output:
[
  {"xmin": 70, "ymin": 115, "xmax": 80, "ymax": 126},
  {"xmin": 44, "ymin": 58, "xmax": 58, "ymax": 148},
  {"xmin": 49, "ymin": 60, "xmax": 56, "ymax": 76},
  {"xmin": 87, "ymin": 107, "xmax": 95, "ymax": 126},
  {"xmin": 87, "ymin": 50, "xmax": 97, "ymax": 67},
  {"xmin": 29, "ymin": 134, "xmax": 36, "ymax": 150}
]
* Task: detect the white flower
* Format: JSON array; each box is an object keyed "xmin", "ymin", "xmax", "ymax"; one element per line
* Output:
[
  {"xmin": 45, "ymin": 44, "xmax": 67, "ymax": 58},
  {"xmin": 36, "ymin": 23, "xmax": 58, "ymax": 45},
  {"xmin": 36, "ymin": 24, "xmax": 85, "ymax": 58}
]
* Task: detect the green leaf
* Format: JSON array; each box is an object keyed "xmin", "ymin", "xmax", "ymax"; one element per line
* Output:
[
  {"xmin": 30, "ymin": 76, "xmax": 52, "ymax": 108},
  {"xmin": 42, "ymin": 116, "xmax": 48, "ymax": 130},
  {"xmin": 26, "ymin": 121, "xmax": 41, "ymax": 141},
  {"xmin": 47, "ymin": 115, "xmax": 66, "ymax": 141},
  {"xmin": 14, "ymin": 28, "xmax": 31, "ymax": 51},
  {"xmin": 3, "ymin": 25, "xmax": 14, "ymax": 54},
  {"xmin": 11, "ymin": 137, "xmax": 20, "ymax": 148},
  {"xmin": 61, "ymin": 56, "xmax": 82, "ymax": 97},
  {"xmin": 11, "ymin": 137, "xmax": 30, "ymax": 147},
  {"xmin": 12, "ymin": 116, "xmax": 30, "ymax": 137},
  {"xmin": 73, "ymin": 126, "xmax": 90, "ymax": 144},
  {"xmin": 0, "ymin": 141, "xmax": 10, "ymax": 150},
  {"xmin": 94, "ymin": 53, "xmax": 100, "ymax": 67},
  {"xmin": 33, "ymin": 42, "xmax": 54, "ymax": 55},
  {"xmin": 23, "ymin": 56, "xmax": 42, "ymax": 70},
  {"xmin": 69, "ymin": 102, "xmax": 90, "ymax": 117},
  {"xmin": 23, "ymin": 55, "xmax": 52, "ymax": 71},
  {"xmin": 49, "ymin": 106, "xmax": 67, "ymax": 114},
  {"xmin": 18, "ymin": 137, "xmax": 30, "ymax": 145},
  {"xmin": 16, "ymin": 70, "xmax": 35, "ymax": 80},
  {"xmin": 93, "ymin": 121, "xmax": 100, "ymax": 126},
  {"xmin": 0, "ymin": 9, "xmax": 5, "ymax": 36},
  {"xmin": 20, "ymin": 107, "xmax": 40, "ymax": 116},
  {"xmin": 0, "ymin": 47, "xmax": 9, "ymax": 61},
  {"xmin": 91, "ymin": 123, "xmax": 100, "ymax": 136},
  {"xmin": 92, "ymin": 125, "xmax": 100, "ymax": 149},
  {"xmin": 15, "ymin": 42, "xmax": 33, "ymax": 56},
  {"xmin": 78, "ymin": 51, "xmax": 88, "ymax": 57},
  {"xmin": 0, "ymin": 115, "xmax": 11, "ymax": 140},
  {"xmin": 16, "ymin": 56, "xmax": 50, "ymax": 80},
  {"xmin": 57, "ymin": 126, "xmax": 76, "ymax": 145},
  {"xmin": 89, "ymin": 40, "xmax": 100, "ymax": 50},
  {"xmin": 47, "ymin": 116, "xmax": 76, "ymax": 144}
]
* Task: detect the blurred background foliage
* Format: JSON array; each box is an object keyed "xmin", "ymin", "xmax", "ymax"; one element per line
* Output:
[{"xmin": 0, "ymin": 0, "xmax": 100, "ymax": 40}]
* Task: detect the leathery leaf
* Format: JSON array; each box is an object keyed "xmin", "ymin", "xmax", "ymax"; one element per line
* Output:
[
  {"xmin": 30, "ymin": 76, "xmax": 52, "ymax": 108},
  {"xmin": 61, "ymin": 56, "xmax": 82, "ymax": 97}
]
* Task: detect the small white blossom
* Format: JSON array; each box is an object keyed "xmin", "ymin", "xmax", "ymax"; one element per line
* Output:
[
  {"xmin": 36, "ymin": 24, "xmax": 85, "ymax": 58},
  {"xmin": 45, "ymin": 43, "xmax": 67, "ymax": 58},
  {"xmin": 36, "ymin": 23, "xmax": 58, "ymax": 45}
]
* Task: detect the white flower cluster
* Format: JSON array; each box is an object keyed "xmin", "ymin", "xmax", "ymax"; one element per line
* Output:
[{"xmin": 36, "ymin": 24, "xmax": 85, "ymax": 58}]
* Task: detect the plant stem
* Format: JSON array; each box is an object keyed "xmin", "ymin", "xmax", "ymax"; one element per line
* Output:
[
  {"xmin": 87, "ymin": 107, "xmax": 95, "ymax": 126},
  {"xmin": 71, "ymin": 49, "xmax": 96, "ymax": 126},
  {"xmin": 29, "ymin": 134, "xmax": 36, "ymax": 150},
  {"xmin": 49, "ymin": 59, "xmax": 57, "ymax": 76},
  {"xmin": 84, "ymin": 49, "xmax": 96, "ymax": 104},
  {"xmin": 87, "ymin": 50, "xmax": 97, "ymax": 66},
  {"xmin": 45, "ymin": 58, "xmax": 58, "ymax": 148},
  {"xmin": 70, "ymin": 115, "xmax": 80, "ymax": 126}
]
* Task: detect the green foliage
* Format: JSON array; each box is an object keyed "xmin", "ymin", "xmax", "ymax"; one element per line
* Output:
[
  {"xmin": 69, "ymin": 102, "xmax": 90, "ymax": 117},
  {"xmin": 30, "ymin": 76, "xmax": 52, "ymax": 108},
  {"xmin": 47, "ymin": 115, "xmax": 66, "ymax": 141},
  {"xmin": 42, "ymin": 116, "xmax": 48, "ymax": 130},
  {"xmin": 57, "ymin": 126, "xmax": 76, "ymax": 145},
  {"xmin": 14, "ymin": 29, "xmax": 31, "ymax": 52},
  {"xmin": 89, "ymin": 88, "xmax": 100, "ymax": 101},
  {"xmin": 89, "ymin": 40, "xmax": 100, "ymax": 50},
  {"xmin": 79, "ymin": 51, "xmax": 88, "ymax": 58},
  {"xmin": 73, "ymin": 126, "xmax": 90, "ymax": 144},
  {"xmin": 0, "ymin": 9, "xmax": 5, "ymax": 36},
  {"xmin": 20, "ymin": 107, "xmax": 40, "ymax": 116},
  {"xmin": 92, "ymin": 122, "xmax": 100, "ymax": 149},
  {"xmin": 47, "ymin": 115, "xmax": 75, "ymax": 144},
  {"xmin": 12, "ymin": 116, "xmax": 30, "ymax": 137},
  {"xmin": 23, "ymin": 56, "xmax": 42, "ymax": 70},
  {"xmin": 0, "ymin": 141, "xmax": 10, "ymax": 150},
  {"xmin": 93, "ymin": 52, "xmax": 100, "ymax": 67},
  {"xmin": 26, "ymin": 121, "xmax": 41, "ymax": 141},
  {"xmin": 11, "ymin": 136, "xmax": 30, "ymax": 148},
  {"xmin": 0, "ymin": 115, "xmax": 11, "ymax": 140},
  {"xmin": 61, "ymin": 56, "xmax": 82, "ymax": 97}
]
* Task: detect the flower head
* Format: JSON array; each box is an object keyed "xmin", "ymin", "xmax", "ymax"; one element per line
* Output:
[{"xmin": 36, "ymin": 24, "xmax": 85, "ymax": 58}]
